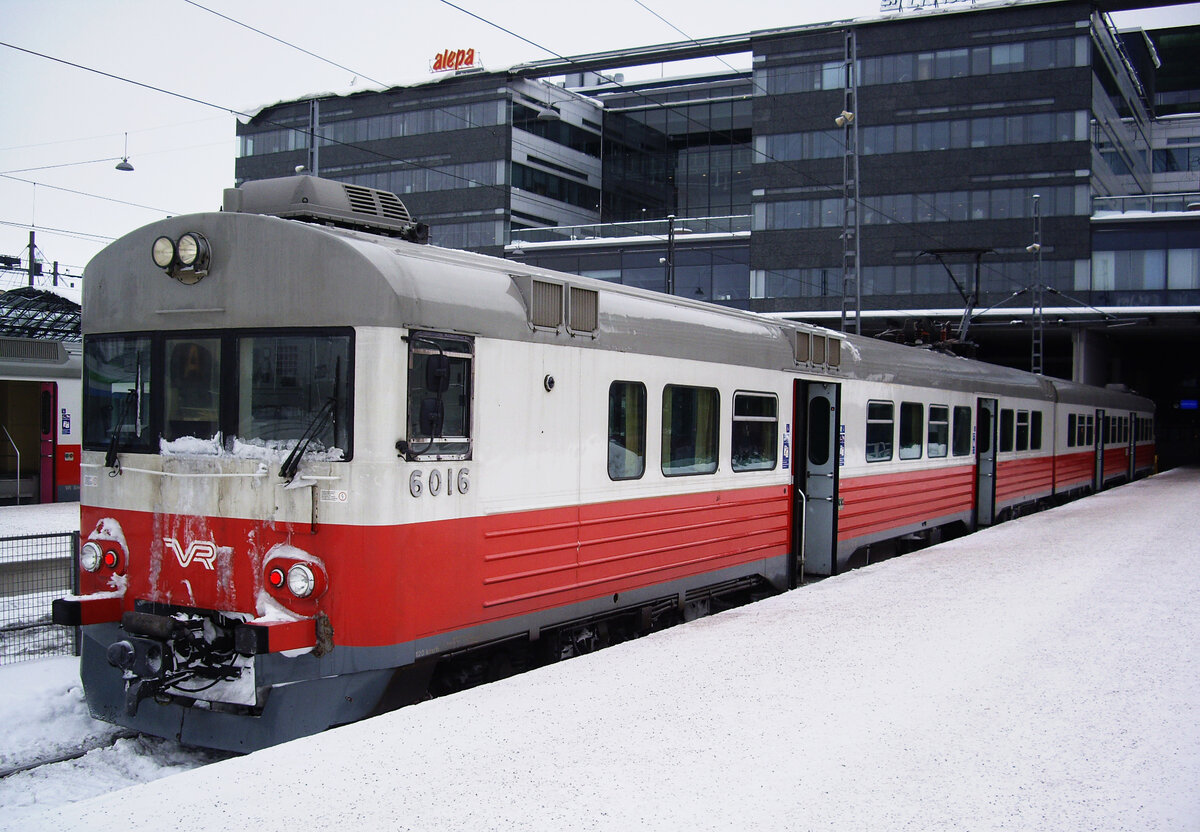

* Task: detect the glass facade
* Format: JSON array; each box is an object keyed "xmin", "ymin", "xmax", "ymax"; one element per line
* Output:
[{"xmin": 757, "ymin": 35, "xmax": 1087, "ymax": 95}]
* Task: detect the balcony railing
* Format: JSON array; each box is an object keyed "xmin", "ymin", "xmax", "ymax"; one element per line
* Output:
[
  {"xmin": 511, "ymin": 215, "xmax": 751, "ymax": 246},
  {"xmin": 1092, "ymin": 192, "xmax": 1200, "ymax": 216}
]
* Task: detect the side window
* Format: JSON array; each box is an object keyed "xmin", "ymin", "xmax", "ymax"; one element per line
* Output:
[
  {"xmin": 405, "ymin": 332, "xmax": 473, "ymax": 460},
  {"xmin": 952, "ymin": 405, "xmax": 972, "ymax": 456},
  {"xmin": 732, "ymin": 392, "xmax": 778, "ymax": 472},
  {"xmin": 1031, "ymin": 411, "xmax": 1043, "ymax": 450},
  {"xmin": 1084, "ymin": 415, "xmax": 1094, "ymax": 447},
  {"xmin": 928, "ymin": 405, "xmax": 949, "ymax": 458},
  {"xmin": 662, "ymin": 385, "xmax": 719, "ymax": 476},
  {"xmin": 1015, "ymin": 410, "xmax": 1030, "ymax": 452},
  {"xmin": 899, "ymin": 401, "xmax": 923, "ymax": 460},
  {"xmin": 866, "ymin": 400, "xmax": 894, "ymax": 462},
  {"xmin": 999, "ymin": 408, "xmax": 1014, "ymax": 452},
  {"xmin": 608, "ymin": 381, "xmax": 646, "ymax": 480}
]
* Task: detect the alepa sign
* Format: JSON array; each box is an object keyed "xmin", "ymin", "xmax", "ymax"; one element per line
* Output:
[{"xmin": 431, "ymin": 48, "xmax": 479, "ymax": 73}]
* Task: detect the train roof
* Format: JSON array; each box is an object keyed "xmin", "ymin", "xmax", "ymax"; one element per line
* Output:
[{"xmin": 83, "ymin": 177, "xmax": 1150, "ymax": 412}]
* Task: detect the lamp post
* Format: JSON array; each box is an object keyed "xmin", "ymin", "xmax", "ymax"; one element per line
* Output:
[{"xmin": 1028, "ymin": 193, "xmax": 1044, "ymax": 374}]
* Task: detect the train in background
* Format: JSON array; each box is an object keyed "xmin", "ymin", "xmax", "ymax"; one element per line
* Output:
[
  {"xmin": 0, "ymin": 333, "xmax": 81, "ymax": 506},
  {"xmin": 54, "ymin": 176, "xmax": 1154, "ymax": 752}
]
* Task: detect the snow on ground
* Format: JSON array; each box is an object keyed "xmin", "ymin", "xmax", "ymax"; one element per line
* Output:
[
  {"xmin": 0, "ymin": 502, "xmax": 79, "ymax": 537},
  {"xmin": 3, "ymin": 471, "xmax": 1199, "ymax": 831}
]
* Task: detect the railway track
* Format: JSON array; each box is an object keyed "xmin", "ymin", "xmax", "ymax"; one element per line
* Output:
[{"xmin": 0, "ymin": 730, "xmax": 138, "ymax": 779}]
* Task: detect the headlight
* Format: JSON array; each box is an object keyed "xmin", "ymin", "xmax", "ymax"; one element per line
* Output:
[
  {"xmin": 286, "ymin": 563, "xmax": 315, "ymax": 598},
  {"xmin": 81, "ymin": 541, "xmax": 104, "ymax": 572},
  {"xmin": 176, "ymin": 232, "xmax": 208, "ymax": 268},
  {"xmin": 151, "ymin": 236, "xmax": 175, "ymax": 268}
]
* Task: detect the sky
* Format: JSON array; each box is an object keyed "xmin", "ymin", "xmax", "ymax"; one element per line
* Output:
[
  {"xmin": 1, "ymin": 467, "xmax": 1197, "ymax": 829},
  {"xmin": 2, "ymin": 0, "xmax": 1199, "ymax": 298}
]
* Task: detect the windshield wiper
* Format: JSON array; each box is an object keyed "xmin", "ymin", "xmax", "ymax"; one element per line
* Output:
[
  {"xmin": 280, "ymin": 358, "xmax": 341, "ymax": 485},
  {"xmin": 105, "ymin": 390, "xmax": 136, "ymax": 472},
  {"xmin": 279, "ymin": 397, "xmax": 337, "ymax": 484},
  {"xmin": 105, "ymin": 358, "xmax": 143, "ymax": 473}
]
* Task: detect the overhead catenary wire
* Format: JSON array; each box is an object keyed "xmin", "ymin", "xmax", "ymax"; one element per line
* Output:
[{"xmin": 179, "ymin": 0, "xmax": 388, "ymax": 88}]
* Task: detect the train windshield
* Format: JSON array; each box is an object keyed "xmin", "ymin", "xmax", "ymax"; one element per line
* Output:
[{"xmin": 83, "ymin": 330, "xmax": 353, "ymax": 458}]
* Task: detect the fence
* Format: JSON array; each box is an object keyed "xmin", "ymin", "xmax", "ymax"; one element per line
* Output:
[{"xmin": 0, "ymin": 531, "xmax": 79, "ymax": 665}]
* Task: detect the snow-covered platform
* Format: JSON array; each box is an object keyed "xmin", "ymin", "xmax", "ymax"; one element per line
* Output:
[{"xmin": 19, "ymin": 470, "xmax": 1200, "ymax": 831}]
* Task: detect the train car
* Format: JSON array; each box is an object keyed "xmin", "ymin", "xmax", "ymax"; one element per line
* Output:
[
  {"xmin": 54, "ymin": 176, "xmax": 1154, "ymax": 752},
  {"xmin": 0, "ymin": 334, "xmax": 81, "ymax": 505}
]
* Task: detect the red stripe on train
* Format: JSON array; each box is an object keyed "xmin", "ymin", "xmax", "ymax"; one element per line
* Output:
[{"xmin": 80, "ymin": 485, "xmax": 790, "ymax": 649}]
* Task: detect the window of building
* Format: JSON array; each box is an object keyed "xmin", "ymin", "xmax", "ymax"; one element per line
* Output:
[
  {"xmin": 952, "ymin": 405, "xmax": 973, "ymax": 456},
  {"xmin": 866, "ymin": 400, "xmax": 894, "ymax": 462},
  {"xmin": 662, "ymin": 385, "xmax": 719, "ymax": 476},
  {"xmin": 732, "ymin": 392, "xmax": 778, "ymax": 472},
  {"xmin": 899, "ymin": 401, "xmax": 923, "ymax": 460},
  {"xmin": 928, "ymin": 405, "xmax": 949, "ymax": 458},
  {"xmin": 608, "ymin": 381, "xmax": 646, "ymax": 480}
]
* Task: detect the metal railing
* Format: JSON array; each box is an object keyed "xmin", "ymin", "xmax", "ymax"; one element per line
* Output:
[
  {"xmin": 510, "ymin": 214, "xmax": 751, "ymax": 246},
  {"xmin": 1092, "ymin": 192, "xmax": 1200, "ymax": 216},
  {"xmin": 0, "ymin": 531, "xmax": 79, "ymax": 665}
]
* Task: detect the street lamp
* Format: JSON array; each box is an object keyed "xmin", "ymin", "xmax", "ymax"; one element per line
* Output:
[{"xmin": 115, "ymin": 133, "xmax": 134, "ymax": 172}]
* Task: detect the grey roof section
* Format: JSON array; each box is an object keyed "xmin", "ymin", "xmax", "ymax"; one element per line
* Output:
[{"xmin": 84, "ymin": 207, "xmax": 1151, "ymax": 412}]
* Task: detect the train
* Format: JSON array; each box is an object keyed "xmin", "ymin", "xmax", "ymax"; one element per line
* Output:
[
  {"xmin": 53, "ymin": 175, "xmax": 1155, "ymax": 752},
  {"xmin": 0, "ymin": 321, "xmax": 81, "ymax": 506}
]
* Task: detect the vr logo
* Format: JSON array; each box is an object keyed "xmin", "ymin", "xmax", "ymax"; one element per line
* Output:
[{"xmin": 164, "ymin": 537, "xmax": 217, "ymax": 571}]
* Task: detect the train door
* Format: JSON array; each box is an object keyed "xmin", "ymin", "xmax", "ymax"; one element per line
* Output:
[
  {"xmin": 1093, "ymin": 408, "xmax": 1105, "ymax": 491},
  {"xmin": 39, "ymin": 383, "xmax": 57, "ymax": 504},
  {"xmin": 1127, "ymin": 411, "xmax": 1136, "ymax": 481},
  {"xmin": 975, "ymin": 398, "xmax": 998, "ymax": 527},
  {"xmin": 791, "ymin": 380, "xmax": 840, "ymax": 584}
]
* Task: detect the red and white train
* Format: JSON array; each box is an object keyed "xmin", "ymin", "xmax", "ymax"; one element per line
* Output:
[
  {"xmin": 55, "ymin": 176, "xmax": 1154, "ymax": 752},
  {"xmin": 0, "ymin": 326, "xmax": 81, "ymax": 506}
]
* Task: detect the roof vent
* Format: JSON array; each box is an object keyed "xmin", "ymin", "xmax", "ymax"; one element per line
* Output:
[{"xmin": 224, "ymin": 175, "xmax": 429, "ymax": 242}]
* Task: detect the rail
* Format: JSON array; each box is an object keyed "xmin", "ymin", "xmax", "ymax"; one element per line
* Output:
[{"xmin": 0, "ymin": 531, "xmax": 79, "ymax": 665}]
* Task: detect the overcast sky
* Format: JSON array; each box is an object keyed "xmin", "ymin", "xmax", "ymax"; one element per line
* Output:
[{"xmin": 2, "ymin": 0, "xmax": 1197, "ymax": 296}]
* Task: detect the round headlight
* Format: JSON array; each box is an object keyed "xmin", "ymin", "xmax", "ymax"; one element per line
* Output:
[
  {"xmin": 176, "ymin": 232, "xmax": 206, "ymax": 267},
  {"xmin": 286, "ymin": 563, "xmax": 315, "ymax": 598},
  {"xmin": 151, "ymin": 236, "xmax": 176, "ymax": 268},
  {"xmin": 81, "ymin": 541, "xmax": 104, "ymax": 572}
]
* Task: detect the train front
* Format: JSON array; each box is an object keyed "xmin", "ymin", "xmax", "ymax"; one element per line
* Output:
[{"xmin": 53, "ymin": 179, "xmax": 419, "ymax": 751}]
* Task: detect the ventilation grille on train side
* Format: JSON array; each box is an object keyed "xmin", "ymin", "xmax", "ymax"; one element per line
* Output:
[
  {"xmin": 0, "ymin": 336, "xmax": 67, "ymax": 363},
  {"xmin": 225, "ymin": 175, "xmax": 428, "ymax": 242},
  {"xmin": 512, "ymin": 276, "xmax": 599, "ymax": 336},
  {"xmin": 791, "ymin": 329, "xmax": 842, "ymax": 370}
]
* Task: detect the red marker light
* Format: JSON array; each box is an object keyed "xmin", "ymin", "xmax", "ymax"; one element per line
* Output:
[
  {"xmin": 268, "ymin": 568, "xmax": 286, "ymax": 588},
  {"xmin": 103, "ymin": 549, "xmax": 119, "ymax": 569}
]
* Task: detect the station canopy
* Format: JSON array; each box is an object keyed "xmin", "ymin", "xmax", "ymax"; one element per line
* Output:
[{"xmin": 0, "ymin": 287, "xmax": 81, "ymax": 341}]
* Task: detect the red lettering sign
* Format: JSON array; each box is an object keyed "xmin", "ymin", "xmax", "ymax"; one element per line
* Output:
[{"xmin": 431, "ymin": 48, "xmax": 477, "ymax": 73}]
